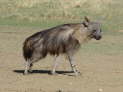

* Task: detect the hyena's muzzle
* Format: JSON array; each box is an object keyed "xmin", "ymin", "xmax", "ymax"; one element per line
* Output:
[
  {"xmin": 93, "ymin": 29, "xmax": 102, "ymax": 40},
  {"xmin": 88, "ymin": 26, "xmax": 102, "ymax": 40}
]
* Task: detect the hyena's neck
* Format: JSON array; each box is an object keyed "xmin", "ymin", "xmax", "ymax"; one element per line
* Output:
[{"xmin": 72, "ymin": 24, "xmax": 91, "ymax": 44}]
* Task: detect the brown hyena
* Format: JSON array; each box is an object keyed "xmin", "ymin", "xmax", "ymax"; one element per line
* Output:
[{"xmin": 23, "ymin": 17, "xmax": 102, "ymax": 75}]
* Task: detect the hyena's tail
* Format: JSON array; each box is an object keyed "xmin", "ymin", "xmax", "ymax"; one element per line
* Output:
[{"xmin": 23, "ymin": 39, "xmax": 33, "ymax": 61}]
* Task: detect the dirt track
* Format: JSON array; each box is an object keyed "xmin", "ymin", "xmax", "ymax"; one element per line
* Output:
[{"xmin": 0, "ymin": 26, "xmax": 123, "ymax": 92}]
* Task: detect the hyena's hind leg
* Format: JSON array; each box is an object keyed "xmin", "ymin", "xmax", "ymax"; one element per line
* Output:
[
  {"xmin": 24, "ymin": 51, "xmax": 43, "ymax": 75},
  {"xmin": 67, "ymin": 53, "xmax": 81, "ymax": 76},
  {"xmin": 24, "ymin": 61, "xmax": 32, "ymax": 75},
  {"xmin": 28, "ymin": 63, "xmax": 33, "ymax": 73}
]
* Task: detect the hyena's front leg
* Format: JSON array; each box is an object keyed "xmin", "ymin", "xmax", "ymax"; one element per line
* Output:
[
  {"xmin": 67, "ymin": 53, "xmax": 80, "ymax": 76},
  {"xmin": 51, "ymin": 55, "xmax": 61, "ymax": 75},
  {"xmin": 24, "ymin": 60, "xmax": 33, "ymax": 75}
]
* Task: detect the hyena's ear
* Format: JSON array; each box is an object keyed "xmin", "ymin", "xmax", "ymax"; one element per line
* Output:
[
  {"xmin": 83, "ymin": 16, "xmax": 90, "ymax": 27},
  {"xmin": 85, "ymin": 16, "xmax": 90, "ymax": 23}
]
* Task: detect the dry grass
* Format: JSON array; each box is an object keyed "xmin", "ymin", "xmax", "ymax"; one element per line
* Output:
[
  {"xmin": 0, "ymin": 0, "xmax": 123, "ymax": 31},
  {"xmin": 0, "ymin": 0, "xmax": 116, "ymax": 18}
]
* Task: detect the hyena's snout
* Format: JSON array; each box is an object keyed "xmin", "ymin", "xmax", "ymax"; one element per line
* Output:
[
  {"xmin": 93, "ymin": 29, "xmax": 102, "ymax": 40},
  {"xmin": 94, "ymin": 35, "xmax": 102, "ymax": 40}
]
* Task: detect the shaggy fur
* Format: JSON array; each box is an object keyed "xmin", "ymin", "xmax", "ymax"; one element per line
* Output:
[{"xmin": 23, "ymin": 17, "xmax": 102, "ymax": 75}]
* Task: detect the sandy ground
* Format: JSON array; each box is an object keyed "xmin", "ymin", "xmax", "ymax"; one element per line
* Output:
[{"xmin": 0, "ymin": 26, "xmax": 123, "ymax": 92}]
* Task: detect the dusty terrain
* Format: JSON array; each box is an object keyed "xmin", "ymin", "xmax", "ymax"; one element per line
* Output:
[{"xmin": 0, "ymin": 26, "xmax": 123, "ymax": 92}]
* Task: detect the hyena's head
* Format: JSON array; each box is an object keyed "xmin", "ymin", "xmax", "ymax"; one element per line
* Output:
[{"xmin": 83, "ymin": 17, "xmax": 102, "ymax": 40}]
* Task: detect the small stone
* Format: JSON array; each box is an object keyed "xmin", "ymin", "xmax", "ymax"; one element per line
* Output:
[{"xmin": 98, "ymin": 88, "xmax": 103, "ymax": 92}]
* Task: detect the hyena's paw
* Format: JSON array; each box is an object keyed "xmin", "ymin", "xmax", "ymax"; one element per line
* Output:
[
  {"xmin": 50, "ymin": 71, "xmax": 58, "ymax": 75},
  {"xmin": 28, "ymin": 70, "xmax": 33, "ymax": 73},
  {"xmin": 73, "ymin": 70, "xmax": 81, "ymax": 76},
  {"xmin": 23, "ymin": 70, "xmax": 30, "ymax": 75}
]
